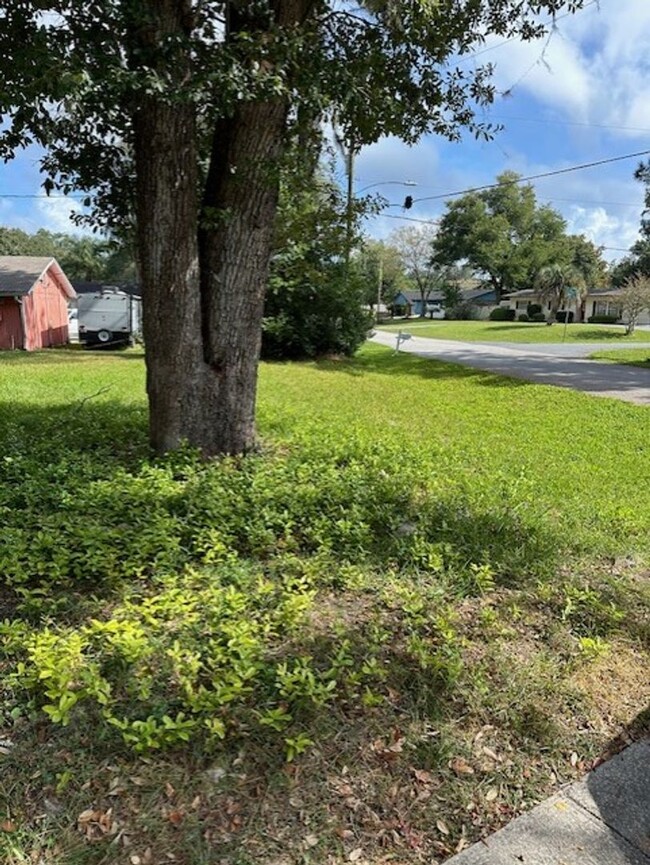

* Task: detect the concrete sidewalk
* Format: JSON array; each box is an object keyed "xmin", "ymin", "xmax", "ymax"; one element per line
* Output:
[
  {"xmin": 446, "ymin": 740, "xmax": 650, "ymax": 865},
  {"xmin": 371, "ymin": 330, "xmax": 650, "ymax": 406}
]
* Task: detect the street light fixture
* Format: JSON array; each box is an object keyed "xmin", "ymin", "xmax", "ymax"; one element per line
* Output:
[{"xmin": 357, "ymin": 179, "xmax": 417, "ymax": 194}]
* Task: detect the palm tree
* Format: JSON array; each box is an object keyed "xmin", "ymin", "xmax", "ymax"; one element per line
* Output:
[{"xmin": 535, "ymin": 264, "xmax": 583, "ymax": 326}]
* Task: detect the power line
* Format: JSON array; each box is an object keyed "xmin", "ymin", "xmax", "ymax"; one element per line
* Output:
[
  {"xmin": 412, "ymin": 148, "xmax": 650, "ymax": 205},
  {"xmin": 0, "ymin": 193, "xmax": 86, "ymax": 199},
  {"xmin": 488, "ymin": 114, "xmax": 650, "ymax": 135}
]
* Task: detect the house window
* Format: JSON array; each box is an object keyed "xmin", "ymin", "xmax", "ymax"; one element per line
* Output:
[{"xmin": 594, "ymin": 301, "xmax": 621, "ymax": 318}]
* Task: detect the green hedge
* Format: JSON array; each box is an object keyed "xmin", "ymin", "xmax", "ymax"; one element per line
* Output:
[{"xmin": 489, "ymin": 307, "xmax": 516, "ymax": 321}]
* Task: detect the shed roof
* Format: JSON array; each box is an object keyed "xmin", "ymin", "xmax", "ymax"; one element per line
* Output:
[{"xmin": 0, "ymin": 256, "xmax": 76, "ymax": 299}]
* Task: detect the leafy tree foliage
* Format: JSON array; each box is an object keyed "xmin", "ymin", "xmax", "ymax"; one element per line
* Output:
[
  {"xmin": 262, "ymin": 169, "xmax": 372, "ymax": 359},
  {"xmin": 431, "ymin": 172, "xmax": 570, "ymax": 302},
  {"xmin": 0, "ymin": 226, "xmax": 135, "ymax": 282},
  {"xmin": 432, "ymin": 173, "xmax": 606, "ymax": 308},
  {"xmin": 535, "ymin": 263, "xmax": 581, "ymax": 325},
  {"xmin": 617, "ymin": 274, "xmax": 650, "ymax": 335},
  {"xmin": 354, "ymin": 239, "xmax": 409, "ymax": 311},
  {"xmin": 0, "ymin": 0, "xmax": 588, "ymax": 455},
  {"xmin": 389, "ymin": 225, "xmax": 442, "ymax": 316},
  {"xmin": 611, "ymin": 161, "xmax": 650, "ymax": 286}
]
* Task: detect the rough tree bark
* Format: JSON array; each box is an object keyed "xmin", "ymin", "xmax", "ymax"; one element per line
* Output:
[
  {"xmin": 132, "ymin": 0, "xmax": 217, "ymax": 454},
  {"xmin": 133, "ymin": 0, "xmax": 309, "ymax": 456}
]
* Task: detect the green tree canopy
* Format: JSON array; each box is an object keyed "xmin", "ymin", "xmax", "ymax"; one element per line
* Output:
[
  {"xmin": 431, "ymin": 172, "xmax": 572, "ymax": 302},
  {"xmin": 535, "ymin": 262, "xmax": 582, "ymax": 324},
  {"xmin": 263, "ymin": 163, "xmax": 372, "ymax": 359},
  {"xmin": 389, "ymin": 225, "xmax": 442, "ymax": 315},
  {"xmin": 0, "ymin": 226, "xmax": 135, "ymax": 282},
  {"xmin": 611, "ymin": 160, "xmax": 650, "ymax": 286}
]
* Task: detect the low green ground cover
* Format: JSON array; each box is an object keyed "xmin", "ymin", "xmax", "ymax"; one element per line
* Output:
[
  {"xmin": 0, "ymin": 346, "xmax": 648, "ymax": 865},
  {"xmin": 378, "ymin": 319, "xmax": 650, "ymax": 343},
  {"xmin": 589, "ymin": 347, "xmax": 650, "ymax": 368}
]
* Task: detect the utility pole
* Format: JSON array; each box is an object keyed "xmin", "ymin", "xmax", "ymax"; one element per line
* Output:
[
  {"xmin": 345, "ymin": 142, "xmax": 355, "ymax": 269},
  {"xmin": 376, "ymin": 255, "xmax": 383, "ymax": 321}
]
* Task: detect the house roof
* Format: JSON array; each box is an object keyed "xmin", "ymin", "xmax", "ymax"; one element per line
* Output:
[
  {"xmin": 394, "ymin": 286, "xmax": 494, "ymax": 304},
  {"xmin": 0, "ymin": 256, "xmax": 76, "ymax": 299},
  {"xmin": 506, "ymin": 287, "xmax": 619, "ymax": 300},
  {"xmin": 505, "ymin": 289, "xmax": 538, "ymax": 299}
]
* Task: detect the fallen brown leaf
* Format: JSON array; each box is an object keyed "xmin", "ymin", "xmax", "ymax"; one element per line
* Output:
[
  {"xmin": 167, "ymin": 810, "xmax": 184, "ymax": 827},
  {"xmin": 450, "ymin": 757, "xmax": 475, "ymax": 776},
  {"xmin": 412, "ymin": 768, "xmax": 433, "ymax": 785}
]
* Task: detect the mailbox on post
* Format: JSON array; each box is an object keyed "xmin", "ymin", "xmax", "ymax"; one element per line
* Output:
[{"xmin": 395, "ymin": 330, "xmax": 412, "ymax": 352}]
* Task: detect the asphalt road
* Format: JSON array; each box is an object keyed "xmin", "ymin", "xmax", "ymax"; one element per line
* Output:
[{"xmin": 372, "ymin": 329, "xmax": 650, "ymax": 406}]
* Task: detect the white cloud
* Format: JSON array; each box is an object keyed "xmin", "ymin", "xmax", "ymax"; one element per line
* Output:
[
  {"xmin": 483, "ymin": 0, "xmax": 650, "ymax": 137},
  {"xmin": 567, "ymin": 205, "xmax": 640, "ymax": 259},
  {"xmin": 36, "ymin": 196, "xmax": 88, "ymax": 234}
]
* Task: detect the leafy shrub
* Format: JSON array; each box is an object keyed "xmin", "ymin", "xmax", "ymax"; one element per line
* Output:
[
  {"xmin": 261, "ymin": 170, "xmax": 373, "ymax": 360},
  {"xmin": 517, "ymin": 313, "xmax": 529, "ymax": 322},
  {"xmin": 555, "ymin": 310, "xmax": 574, "ymax": 323},
  {"xmin": 489, "ymin": 307, "xmax": 516, "ymax": 321},
  {"xmin": 531, "ymin": 312, "xmax": 547, "ymax": 322},
  {"xmin": 262, "ymin": 266, "xmax": 372, "ymax": 359},
  {"xmin": 527, "ymin": 303, "xmax": 542, "ymax": 317},
  {"xmin": 588, "ymin": 314, "xmax": 619, "ymax": 324}
]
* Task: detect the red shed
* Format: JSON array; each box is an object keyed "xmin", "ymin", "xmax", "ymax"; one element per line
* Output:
[{"xmin": 0, "ymin": 256, "xmax": 76, "ymax": 351}]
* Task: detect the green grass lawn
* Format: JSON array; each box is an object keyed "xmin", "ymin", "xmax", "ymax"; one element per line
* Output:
[
  {"xmin": 378, "ymin": 319, "xmax": 650, "ymax": 343},
  {"xmin": 589, "ymin": 347, "xmax": 650, "ymax": 368},
  {"xmin": 1, "ymin": 346, "xmax": 648, "ymax": 865}
]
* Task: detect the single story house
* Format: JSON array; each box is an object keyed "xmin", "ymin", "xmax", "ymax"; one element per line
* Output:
[
  {"xmin": 392, "ymin": 284, "xmax": 499, "ymax": 318},
  {"xmin": 0, "ymin": 256, "xmax": 77, "ymax": 351},
  {"xmin": 503, "ymin": 288, "xmax": 650, "ymax": 325},
  {"xmin": 503, "ymin": 288, "xmax": 574, "ymax": 318},
  {"xmin": 585, "ymin": 289, "xmax": 650, "ymax": 325}
]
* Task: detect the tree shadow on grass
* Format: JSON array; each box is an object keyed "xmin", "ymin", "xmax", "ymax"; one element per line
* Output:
[
  {"xmin": 0, "ymin": 392, "xmax": 564, "ymax": 620},
  {"xmin": 567, "ymin": 329, "xmax": 638, "ymax": 342}
]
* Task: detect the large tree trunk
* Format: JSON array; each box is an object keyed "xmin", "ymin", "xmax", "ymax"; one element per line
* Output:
[
  {"xmin": 132, "ymin": 0, "xmax": 309, "ymax": 456},
  {"xmin": 197, "ymin": 99, "xmax": 287, "ymax": 454},
  {"xmin": 131, "ymin": 0, "xmax": 219, "ymax": 454},
  {"xmin": 196, "ymin": 0, "xmax": 309, "ymax": 455},
  {"xmin": 134, "ymin": 97, "xmax": 220, "ymax": 454}
]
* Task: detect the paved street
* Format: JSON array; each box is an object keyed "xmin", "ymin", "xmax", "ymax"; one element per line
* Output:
[
  {"xmin": 372, "ymin": 329, "xmax": 650, "ymax": 406},
  {"xmin": 445, "ymin": 740, "xmax": 650, "ymax": 865}
]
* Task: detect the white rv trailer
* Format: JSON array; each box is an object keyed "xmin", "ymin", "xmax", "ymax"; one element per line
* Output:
[{"xmin": 77, "ymin": 288, "xmax": 141, "ymax": 347}]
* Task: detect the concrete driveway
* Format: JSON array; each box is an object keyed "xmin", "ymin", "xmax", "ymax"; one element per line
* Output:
[{"xmin": 372, "ymin": 329, "xmax": 650, "ymax": 406}]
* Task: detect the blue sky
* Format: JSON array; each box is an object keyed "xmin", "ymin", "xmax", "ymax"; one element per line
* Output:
[
  {"xmin": 0, "ymin": 0, "xmax": 648, "ymax": 264},
  {"xmin": 350, "ymin": 0, "xmax": 650, "ymax": 263}
]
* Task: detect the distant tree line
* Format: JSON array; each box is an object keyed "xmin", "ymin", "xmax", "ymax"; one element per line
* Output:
[{"xmin": 0, "ymin": 226, "xmax": 136, "ymax": 283}]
